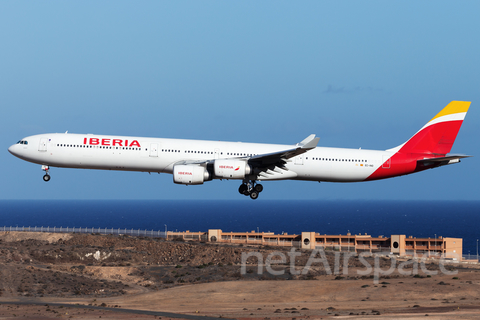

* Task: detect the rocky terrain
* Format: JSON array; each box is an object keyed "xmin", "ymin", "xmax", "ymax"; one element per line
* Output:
[{"xmin": 0, "ymin": 231, "xmax": 479, "ymax": 319}]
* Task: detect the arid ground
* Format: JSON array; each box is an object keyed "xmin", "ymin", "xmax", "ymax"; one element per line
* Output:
[{"xmin": 0, "ymin": 231, "xmax": 479, "ymax": 319}]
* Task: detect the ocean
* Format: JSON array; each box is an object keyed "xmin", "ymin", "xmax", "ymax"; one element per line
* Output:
[{"xmin": 0, "ymin": 200, "xmax": 479, "ymax": 255}]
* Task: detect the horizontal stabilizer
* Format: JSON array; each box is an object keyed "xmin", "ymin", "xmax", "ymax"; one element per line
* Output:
[{"xmin": 417, "ymin": 154, "xmax": 472, "ymax": 165}]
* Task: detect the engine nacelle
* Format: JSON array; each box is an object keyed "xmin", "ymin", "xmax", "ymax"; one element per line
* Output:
[
  {"xmin": 214, "ymin": 159, "xmax": 251, "ymax": 179},
  {"xmin": 173, "ymin": 165, "xmax": 210, "ymax": 185}
]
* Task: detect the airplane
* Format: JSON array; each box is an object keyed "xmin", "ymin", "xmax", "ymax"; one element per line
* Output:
[{"xmin": 8, "ymin": 101, "xmax": 471, "ymax": 199}]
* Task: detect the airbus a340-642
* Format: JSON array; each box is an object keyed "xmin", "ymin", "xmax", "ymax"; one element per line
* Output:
[{"xmin": 9, "ymin": 101, "xmax": 471, "ymax": 199}]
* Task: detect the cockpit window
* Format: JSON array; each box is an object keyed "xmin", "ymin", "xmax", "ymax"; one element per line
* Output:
[{"xmin": 16, "ymin": 140, "xmax": 28, "ymax": 145}]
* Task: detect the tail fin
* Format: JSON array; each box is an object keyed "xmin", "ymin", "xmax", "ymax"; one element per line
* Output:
[{"xmin": 389, "ymin": 101, "xmax": 470, "ymax": 155}]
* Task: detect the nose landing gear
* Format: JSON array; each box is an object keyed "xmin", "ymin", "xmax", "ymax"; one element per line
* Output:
[
  {"xmin": 238, "ymin": 181, "xmax": 263, "ymax": 200},
  {"xmin": 42, "ymin": 165, "xmax": 50, "ymax": 182}
]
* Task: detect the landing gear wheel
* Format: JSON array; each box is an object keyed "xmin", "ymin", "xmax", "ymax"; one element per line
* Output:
[
  {"xmin": 238, "ymin": 184, "xmax": 247, "ymax": 195},
  {"xmin": 43, "ymin": 174, "xmax": 50, "ymax": 182},
  {"xmin": 239, "ymin": 180, "xmax": 262, "ymax": 199}
]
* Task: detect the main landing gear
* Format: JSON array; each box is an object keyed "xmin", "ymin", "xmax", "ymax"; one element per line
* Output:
[
  {"xmin": 238, "ymin": 181, "xmax": 263, "ymax": 200},
  {"xmin": 42, "ymin": 165, "xmax": 50, "ymax": 182}
]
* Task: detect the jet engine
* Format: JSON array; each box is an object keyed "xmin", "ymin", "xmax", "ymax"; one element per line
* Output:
[
  {"xmin": 173, "ymin": 165, "xmax": 211, "ymax": 185},
  {"xmin": 214, "ymin": 159, "xmax": 251, "ymax": 179}
]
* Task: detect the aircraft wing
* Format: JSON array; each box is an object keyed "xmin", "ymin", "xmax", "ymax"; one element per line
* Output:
[
  {"xmin": 249, "ymin": 134, "xmax": 320, "ymax": 165},
  {"xmin": 175, "ymin": 134, "xmax": 320, "ymax": 167}
]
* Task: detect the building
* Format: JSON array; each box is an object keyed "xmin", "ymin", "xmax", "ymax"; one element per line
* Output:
[{"xmin": 201, "ymin": 229, "xmax": 462, "ymax": 260}]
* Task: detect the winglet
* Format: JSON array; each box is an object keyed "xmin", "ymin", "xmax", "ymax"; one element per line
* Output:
[{"xmin": 297, "ymin": 134, "xmax": 320, "ymax": 149}]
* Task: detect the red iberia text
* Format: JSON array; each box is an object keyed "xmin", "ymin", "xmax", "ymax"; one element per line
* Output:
[{"xmin": 83, "ymin": 137, "xmax": 141, "ymax": 147}]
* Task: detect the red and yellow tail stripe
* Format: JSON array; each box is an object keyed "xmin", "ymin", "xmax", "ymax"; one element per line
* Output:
[
  {"xmin": 391, "ymin": 101, "xmax": 470, "ymax": 155},
  {"xmin": 367, "ymin": 101, "xmax": 470, "ymax": 181}
]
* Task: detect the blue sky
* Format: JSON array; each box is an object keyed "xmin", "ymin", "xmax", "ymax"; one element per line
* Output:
[{"xmin": 1, "ymin": 1, "xmax": 479, "ymax": 200}]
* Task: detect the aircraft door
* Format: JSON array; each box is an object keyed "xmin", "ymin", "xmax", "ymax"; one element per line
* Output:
[
  {"xmin": 294, "ymin": 154, "xmax": 304, "ymax": 165},
  {"xmin": 382, "ymin": 155, "xmax": 391, "ymax": 168},
  {"xmin": 38, "ymin": 138, "xmax": 48, "ymax": 152},
  {"xmin": 214, "ymin": 148, "xmax": 220, "ymax": 159},
  {"xmin": 150, "ymin": 143, "xmax": 158, "ymax": 157}
]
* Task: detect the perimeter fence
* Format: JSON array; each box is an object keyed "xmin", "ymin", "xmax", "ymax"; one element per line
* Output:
[{"xmin": 0, "ymin": 225, "xmax": 170, "ymax": 239}]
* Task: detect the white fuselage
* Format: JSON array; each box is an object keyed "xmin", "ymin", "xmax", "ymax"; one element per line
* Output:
[
  {"xmin": 8, "ymin": 101, "xmax": 470, "ymax": 199},
  {"xmin": 8, "ymin": 133, "xmax": 389, "ymax": 183}
]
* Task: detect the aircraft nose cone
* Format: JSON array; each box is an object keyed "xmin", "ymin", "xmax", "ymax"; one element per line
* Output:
[{"xmin": 8, "ymin": 144, "xmax": 17, "ymax": 156}]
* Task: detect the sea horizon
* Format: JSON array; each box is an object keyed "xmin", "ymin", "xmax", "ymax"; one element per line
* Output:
[{"xmin": 1, "ymin": 199, "xmax": 479, "ymax": 255}]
